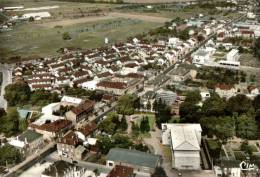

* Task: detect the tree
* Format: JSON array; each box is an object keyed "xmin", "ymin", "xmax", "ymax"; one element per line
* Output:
[
  {"xmin": 185, "ymin": 91, "xmax": 202, "ymax": 104},
  {"xmin": 154, "ymin": 99, "xmax": 172, "ymax": 126},
  {"xmin": 140, "ymin": 116, "xmax": 150, "ymax": 133},
  {"xmin": 62, "ymin": 32, "xmax": 71, "ymax": 40},
  {"xmin": 112, "ymin": 134, "xmax": 133, "ymax": 149},
  {"xmin": 99, "ymin": 112, "xmax": 118, "ymax": 135},
  {"xmin": 120, "ymin": 115, "xmax": 128, "ymax": 131},
  {"xmin": 152, "ymin": 167, "xmax": 168, "ymax": 177},
  {"xmin": 253, "ymin": 94, "xmax": 260, "ymax": 110},
  {"xmin": 201, "ymin": 93, "xmax": 226, "ymax": 116},
  {"xmin": 0, "ymin": 108, "xmax": 20, "ymax": 137},
  {"xmin": 97, "ymin": 135, "xmax": 114, "ymax": 154},
  {"xmin": 236, "ymin": 114, "xmax": 257, "ymax": 139},
  {"xmin": 180, "ymin": 101, "xmax": 201, "ymax": 123},
  {"xmin": 226, "ymin": 94, "xmax": 253, "ymax": 115},
  {"xmin": 4, "ymin": 82, "xmax": 31, "ymax": 106},
  {"xmin": 0, "ymin": 145, "xmax": 22, "ymax": 166},
  {"xmin": 200, "ymin": 116, "xmax": 235, "ymax": 141},
  {"xmin": 254, "ymin": 37, "xmax": 260, "ymax": 60},
  {"xmin": 116, "ymin": 94, "xmax": 135, "ymax": 115},
  {"xmin": 146, "ymin": 100, "xmax": 151, "ymax": 111}
]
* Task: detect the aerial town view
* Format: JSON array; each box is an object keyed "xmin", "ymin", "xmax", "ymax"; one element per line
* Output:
[{"xmin": 0, "ymin": 0, "xmax": 260, "ymax": 176}]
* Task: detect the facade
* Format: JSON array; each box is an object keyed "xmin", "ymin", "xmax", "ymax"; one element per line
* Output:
[
  {"xmin": 57, "ymin": 131, "xmax": 82, "ymax": 159},
  {"xmin": 9, "ymin": 130, "xmax": 44, "ymax": 155},
  {"xmin": 41, "ymin": 160, "xmax": 85, "ymax": 177},
  {"xmin": 30, "ymin": 119, "xmax": 73, "ymax": 140},
  {"xmin": 106, "ymin": 148, "xmax": 160, "ymax": 174},
  {"xmin": 161, "ymin": 123, "xmax": 202, "ymax": 170},
  {"xmin": 65, "ymin": 100, "xmax": 95, "ymax": 124}
]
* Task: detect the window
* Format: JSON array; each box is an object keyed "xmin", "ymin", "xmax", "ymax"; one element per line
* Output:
[{"xmin": 108, "ymin": 162, "xmax": 113, "ymax": 166}]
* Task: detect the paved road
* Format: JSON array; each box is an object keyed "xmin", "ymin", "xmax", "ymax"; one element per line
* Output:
[
  {"xmin": 3, "ymin": 142, "xmax": 56, "ymax": 177},
  {"xmin": 0, "ymin": 64, "xmax": 12, "ymax": 110}
]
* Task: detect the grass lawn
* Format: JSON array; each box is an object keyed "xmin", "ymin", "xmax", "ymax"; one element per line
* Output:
[{"xmin": 0, "ymin": 18, "xmax": 160, "ymax": 61}]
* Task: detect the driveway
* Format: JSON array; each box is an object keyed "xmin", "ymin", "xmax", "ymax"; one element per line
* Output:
[
  {"xmin": 143, "ymin": 127, "xmax": 215, "ymax": 177},
  {"xmin": 0, "ymin": 64, "xmax": 12, "ymax": 110}
]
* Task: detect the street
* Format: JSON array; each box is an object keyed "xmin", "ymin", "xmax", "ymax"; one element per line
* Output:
[{"xmin": 0, "ymin": 63, "xmax": 12, "ymax": 110}]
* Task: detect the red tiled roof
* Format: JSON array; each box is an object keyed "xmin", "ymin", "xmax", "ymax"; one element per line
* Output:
[
  {"xmin": 71, "ymin": 100, "xmax": 95, "ymax": 115},
  {"xmin": 30, "ymin": 119, "xmax": 72, "ymax": 133},
  {"xmin": 215, "ymin": 83, "xmax": 234, "ymax": 90},
  {"xmin": 78, "ymin": 122, "xmax": 97, "ymax": 136},
  {"xmin": 97, "ymin": 81, "xmax": 127, "ymax": 90},
  {"xmin": 107, "ymin": 165, "xmax": 134, "ymax": 177},
  {"xmin": 58, "ymin": 131, "xmax": 79, "ymax": 146}
]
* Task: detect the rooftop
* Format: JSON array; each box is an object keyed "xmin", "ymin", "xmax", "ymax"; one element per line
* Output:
[{"xmin": 107, "ymin": 148, "xmax": 160, "ymax": 168}]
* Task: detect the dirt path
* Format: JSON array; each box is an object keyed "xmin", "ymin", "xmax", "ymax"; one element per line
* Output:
[
  {"xmin": 38, "ymin": 12, "xmax": 171, "ymax": 28},
  {"xmin": 109, "ymin": 12, "xmax": 172, "ymax": 23},
  {"xmin": 38, "ymin": 15, "xmax": 116, "ymax": 28}
]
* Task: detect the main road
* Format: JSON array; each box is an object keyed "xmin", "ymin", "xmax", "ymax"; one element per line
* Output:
[{"xmin": 0, "ymin": 63, "xmax": 12, "ymax": 110}]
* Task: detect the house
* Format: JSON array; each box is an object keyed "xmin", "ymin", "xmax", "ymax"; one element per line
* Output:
[
  {"xmin": 215, "ymin": 84, "xmax": 237, "ymax": 99},
  {"xmin": 65, "ymin": 100, "xmax": 95, "ymax": 124},
  {"xmin": 57, "ymin": 131, "xmax": 82, "ymax": 159},
  {"xmin": 200, "ymin": 91, "xmax": 211, "ymax": 101},
  {"xmin": 30, "ymin": 119, "xmax": 73, "ymax": 140},
  {"xmin": 161, "ymin": 123, "xmax": 202, "ymax": 170},
  {"xmin": 107, "ymin": 165, "xmax": 134, "ymax": 177},
  {"xmin": 41, "ymin": 160, "xmax": 85, "ymax": 177},
  {"xmin": 169, "ymin": 67, "xmax": 194, "ymax": 82},
  {"xmin": 9, "ymin": 130, "xmax": 44, "ymax": 155},
  {"xmin": 96, "ymin": 81, "xmax": 128, "ymax": 95},
  {"xmin": 214, "ymin": 161, "xmax": 241, "ymax": 177},
  {"xmin": 61, "ymin": 96, "xmax": 84, "ymax": 107},
  {"xmin": 226, "ymin": 49, "xmax": 239, "ymax": 62},
  {"xmin": 76, "ymin": 122, "xmax": 98, "ymax": 142},
  {"xmin": 192, "ymin": 49, "xmax": 211, "ymax": 65},
  {"xmin": 106, "ymin": 148, "xmax": 161, "ymax": 174}
]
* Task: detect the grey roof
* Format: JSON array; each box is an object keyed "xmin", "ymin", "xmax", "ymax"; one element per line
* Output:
[
  {"xmin": 107, "ymin": 148, "xmax": 160, "ymax": 168},
  {"xmin": 196, "ymin": 50, "xmax": 208, "ymax": 57},
  {"xmin": 18, "ymin": 129, "xmax": 43, "ymax": 143},
  {"xmin": 170, "ymin": 67, "xmax": 190, "ymax": 76}
]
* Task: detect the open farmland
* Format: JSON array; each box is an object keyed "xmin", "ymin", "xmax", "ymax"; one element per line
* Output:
[{"xmin": 0, "ymin": 18, "xmax": 160, "ymax": 61}]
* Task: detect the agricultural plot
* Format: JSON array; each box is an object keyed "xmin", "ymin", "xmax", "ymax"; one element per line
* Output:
[{"xmin": 0, "ymin": 18, "xmax": 160, "ymax": 61}]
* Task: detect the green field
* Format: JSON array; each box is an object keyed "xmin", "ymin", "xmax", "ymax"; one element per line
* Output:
[{"xmin": 0, "ymin": 18, "xmax": 160, "ymax": 61}]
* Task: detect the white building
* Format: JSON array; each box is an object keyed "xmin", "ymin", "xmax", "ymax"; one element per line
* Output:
[
  {"xmin": 42, "ymin": 102, "xmax": 60, "ymax": 115},
  {"xmin": 161, "ymin": 123, "xmax": 202, "ymax": 170},
  {"xmin": 192, "ymin": 49, "xmax": 211, "ymax": 65},
  {"xmin": 60, "ymin": 96, "xmax": 84, "ymax": 107},
  {"xmin": 22, "ymin": 12, "xmax": 51, "ymax": 20},
  {"xmin": 214, "ymin": 165, "xmax": 241, "ymax": 177},
  {"xmin": 226, "ymin": 49, "xmax": 239, "ymax": 62}
]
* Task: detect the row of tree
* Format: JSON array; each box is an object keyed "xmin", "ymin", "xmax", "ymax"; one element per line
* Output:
[
  {"xmin": 180, "ymin": 91, "xmax": 260, "ymax": 141},
  {"xmin": 99, "ymin": 112, "xmax": 127, "ymax": 135},
  {"xmin": 4, "ymin": 82, "xmax": 60, "ymax": 107},
  {"xmin": 0, "ymin": 108, "xmax": 27, "ymax": 137}
]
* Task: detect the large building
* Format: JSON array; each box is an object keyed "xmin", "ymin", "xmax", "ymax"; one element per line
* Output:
[
  {"xmin": 161, "ymin": 123, "xmax": 202, "ymax": 170},
  {"xmin": 65, "ymin": 100, "xmax": 95, "ymax": 124},
  {"xmin": 106, "ymin": 148, "xmax": 161, "ymax": 174},
  {"xmin": 155, "ymin": 89, "xmax": 177, "ymax": 106}
]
